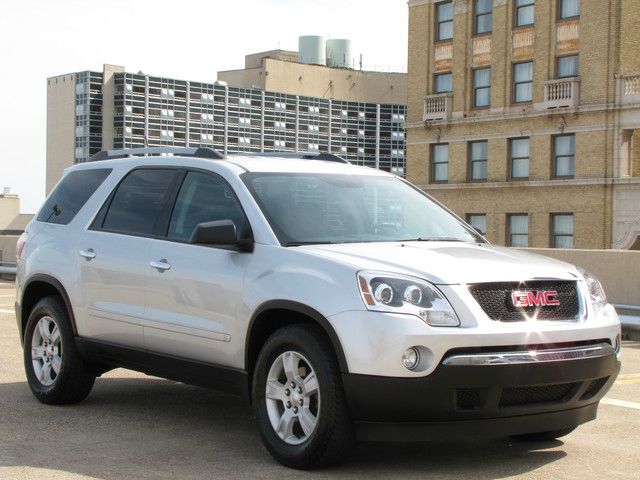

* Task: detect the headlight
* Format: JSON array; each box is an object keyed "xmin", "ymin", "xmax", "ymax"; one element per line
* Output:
[
  {"xmin": 578, "ymin": 268, "xmax": 607, "ymax": 307},
  {"xmin": 357, "ymin": 271, "xmax": 460, "ymax": 326}
]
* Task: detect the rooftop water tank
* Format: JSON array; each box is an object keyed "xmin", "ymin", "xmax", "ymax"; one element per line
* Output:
[
  {"xmin": 298, "ymin": 36, "xmax": 326, "ymax": 65},
  {"xmin": 326, "ymin": 39, "xmax": 352, "ymax": 68}
]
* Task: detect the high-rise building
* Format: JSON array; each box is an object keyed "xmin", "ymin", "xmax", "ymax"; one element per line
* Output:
[
  {"xmin": 406, "ymin": 0, "xmax": 640, "ymax": 249},
  {"xmin": 47, "ymin": 61, "xmax": 407, "ymax": 194}
]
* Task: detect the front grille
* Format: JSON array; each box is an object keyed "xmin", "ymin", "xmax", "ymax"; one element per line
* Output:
[
  {"xmin": 499, "ymin": 382, "xmax": 578, "ymax": 407},
  {"xmin": 468, "ymin": 280, "xmax": 580, "ymax": 322},
  {"xmin": 580, "ymin": 377, "xmax": 609, "ymax": 400}
]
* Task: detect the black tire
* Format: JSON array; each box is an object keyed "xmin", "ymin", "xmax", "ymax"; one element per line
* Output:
[
  {"xmin": 514, "ymin": 427, "xmax": 577, "ymax": 441},
  {"xmin": 252, "ymin": 324, "xmax": 354, "ymax": 469},
  {"xmin": 23, "ymin": 296, "xmax": 96, "ymax": 404}
]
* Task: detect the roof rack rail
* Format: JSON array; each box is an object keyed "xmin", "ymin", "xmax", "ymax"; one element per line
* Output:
[
  {"xmin": 234, "ymin": 151, "xmax": 350, "ymax": 164},
  {"xmin": 88, "ymin": 147, "xmax": 224, "ymax": 162}
]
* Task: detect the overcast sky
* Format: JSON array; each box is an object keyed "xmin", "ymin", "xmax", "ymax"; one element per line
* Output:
[{"xmin": 0, "ymin": 0, "xmax": 408, "ymax": 213}]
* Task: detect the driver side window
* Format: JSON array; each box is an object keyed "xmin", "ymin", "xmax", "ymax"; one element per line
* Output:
[{"xmin": 167, "ymin": 171, "xmax": 246, "ymax": 242}]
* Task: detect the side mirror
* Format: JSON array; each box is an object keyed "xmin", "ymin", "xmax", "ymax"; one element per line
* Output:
[{"xmin": 190, "ymin": 220, "xmax": 253, "ymax": 251}]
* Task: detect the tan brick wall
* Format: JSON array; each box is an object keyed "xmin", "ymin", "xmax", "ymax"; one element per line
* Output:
[{"xmin": 406, "ymin": 0, "xmax": 638, "ymax": 249}]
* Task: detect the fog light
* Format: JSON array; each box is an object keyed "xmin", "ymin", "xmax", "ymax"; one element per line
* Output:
[{"xmin": 402, "ymin": 347, "xmax": 420, "ymax": 370}]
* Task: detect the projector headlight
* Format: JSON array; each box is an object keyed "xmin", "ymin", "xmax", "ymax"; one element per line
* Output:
[
  {"xmin": 357, "ymin": 271, "xmax": 459, "ymax": 326},
  {"xmin": 577, "ymin": 267, "xmax": 607, "ymax": 309}
]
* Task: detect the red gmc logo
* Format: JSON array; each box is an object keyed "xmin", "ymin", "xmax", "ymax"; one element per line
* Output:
[{"xmin": 511, "ymin": 290, "xmax": 560, "ymax": 308}]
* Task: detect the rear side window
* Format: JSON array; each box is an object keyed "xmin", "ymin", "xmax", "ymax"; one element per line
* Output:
[
  {"xmin": 37, "ymin": 169, "xmax": 112, "ymax": 225},
  {"xmin": 100, "ymin": 169, "xmax": 178, "ymax": 237}
]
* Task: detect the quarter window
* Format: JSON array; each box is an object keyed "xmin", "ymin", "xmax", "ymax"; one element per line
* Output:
[
  {"xmin": 101, "ymin": 169, "xmax": 178, "ymax": 236},
  {"xmin": 510, "ymin": 138, "xmax": 529, "ymax": 179},
  {"xmin": 469, "ymin": 141, "xmax": 488, "ymax": 181},
  {"xmin": 431, "ymin": 144, "xmax": 449, "ymax": 182},
  {"xmin": 559, "ymin": 0, "xmax": 580, "ymax": 19},
  {"xmin": 515, "ymin": 0, "xmax": 535, "ymax": 26},
  {"xmin": 557, "ymin": 55, "xmax": 579, "ymax": 78},
  {"xmin": 475, "ymin": 0, "xmax": 493, "ymax": 34},
  {"xmin": 554, "ymin": 134, "xmax": 575, "ymax": 177},
  {"xmin": 508, "ymin": 214, "xmax": 529, "ymax": 247},
  {"xmin": 37, "ymin": 169, "xmax": 112, "ymax": 225},
  {"xmin": 513, "ymin": 62, "xmax": 533, "ymax": 103},
  {"xmin": 168, "ymin": 172, "xmax": 246, "ymax": 242},
  {"xmin": 435, "ymin": 72, "xmax": 452, "ymax": 93},
  {"xmin": 552, "ymin": 213, "xmax": 574, "ymax": 248},
  {"xmin": 473, "ymin": 68, "xmax": 491, "ymax": 108},
  {"xmin": 436, "ymin": 2, "xmax": 454, "ymax": 41}
]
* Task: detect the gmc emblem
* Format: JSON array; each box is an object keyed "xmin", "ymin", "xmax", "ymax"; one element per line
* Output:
[{"xmin": 511, "ymin": 290, "xmax": 560, "ymax": 308}]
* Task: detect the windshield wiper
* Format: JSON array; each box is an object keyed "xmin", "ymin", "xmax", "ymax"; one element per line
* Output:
[
  {"xmin": 400, "ymin": 237, "xmax": 466, "ymax": 242},
  {"xmin": 285, "ymin": 241, "xmax": 335, "ymax": 247},
  {"xmin": 44, "ymin": 204, "xmax": 62, "ymax": 222}
]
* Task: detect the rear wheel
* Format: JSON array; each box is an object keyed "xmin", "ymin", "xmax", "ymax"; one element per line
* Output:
[
  {"xmin": 514, "ymin": 427, "xmax": 577, "ymax": 441},
  {"xmin": 252, "ymin": 324, "xmax": 354, "ymax": 469},
  {"xmin": 23, "ymin": 296, "xmax": 96, "ymax": 404}
]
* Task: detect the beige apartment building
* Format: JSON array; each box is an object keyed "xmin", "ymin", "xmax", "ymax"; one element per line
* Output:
[
  {"xmin": 406, "ymin": 0, "xmax": 640, "ymax": 249},
  {"xmin": 0, "ymin": 189, "xmax": 33, "ymax": 262}
]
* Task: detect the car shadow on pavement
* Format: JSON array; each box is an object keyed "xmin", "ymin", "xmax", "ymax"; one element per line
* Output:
[{"xmin": 0, "ymin": 376, "xmax": 566, "ymax": 480}]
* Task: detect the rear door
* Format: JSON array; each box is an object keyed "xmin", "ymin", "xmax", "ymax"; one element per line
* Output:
[
  {"xmin": 77, "ymin": 167, "xmax": 180, "ymax": 348},
  {"xmin": 144, "ymin": 170, "xmax": 252, "ymax": 367}
]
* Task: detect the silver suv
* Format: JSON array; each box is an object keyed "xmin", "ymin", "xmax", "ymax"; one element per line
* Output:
[{"xmin": 16, "ymin": 147, "xmax": 621, "ymax": 469}]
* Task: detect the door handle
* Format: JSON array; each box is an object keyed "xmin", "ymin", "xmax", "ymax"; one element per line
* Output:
[
  {"xmin": 150, "ymin": 259, "xmax": 171, "ymax": 272},
  {"xmin": 79, "ymin": 248, "xmax": 96, "ymax": 260}
]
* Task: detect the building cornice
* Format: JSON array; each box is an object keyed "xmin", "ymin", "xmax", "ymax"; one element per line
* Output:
[{"xmin": 416, "ymin": 177, "xmax": 640, "ymax": 191}]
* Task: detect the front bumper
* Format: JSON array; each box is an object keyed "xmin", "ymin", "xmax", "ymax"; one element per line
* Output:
[{"xmin": 343, "ymin": 350, "xmax": 620, "ymax": 441}]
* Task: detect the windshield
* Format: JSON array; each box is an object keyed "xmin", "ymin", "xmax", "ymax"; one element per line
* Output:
[{"xmin": 242, "ymin": 173, "xmax": 484, "ymax": 246}]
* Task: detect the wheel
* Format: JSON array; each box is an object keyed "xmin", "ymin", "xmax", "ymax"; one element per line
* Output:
[
  {"xmin": 23, "ymin": 296, "xmax": 96, "ymax": 404},
  {"xmin": 514, "ymin": 427, "xmax": 577, "ymax": 441},
  {"xmin": 252, "ymin": 324, "xmax": 354, "ymax": 469}
]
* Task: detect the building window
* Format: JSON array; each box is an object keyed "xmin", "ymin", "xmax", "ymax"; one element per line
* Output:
[
  {"xmin": 475, "ymin": 0, "xmax": 493, "ymax": 34},
  {"xmin": 510, "ymin": 138, "xmax": 529, "ymax": 179},
  {"xmin": 508, "ymin": 214, "xmax": 529, "ymax": 247},
  {"xmin": 473, "ymin": 68, "xmax": 491, "ymax": 108},
  {"xmin": 435, "ymin": 72, "xmax": 452, "ymax": 93},
  {"xmin": 552, "ymin": 213, "xmax": 574, "ymax": 248},
  {"xmin": 431, "ymin": 144, "xmax": 449, "ymax": 182},
  {"xmin": 469, "ymin": 141, "xmax": 488, "ymax": 181},
  {"xmin": 513, "ymin": 61, "xmax": 533, "ymax": 103},
  {"xmin": 557, "ymin": 55, "xmax": 579, "ymax": 78},
  {"xmin": 436, "ymin": 2, "xmax": 454, "ymax": 41},
  {"xmin": 467, "ymin": 214, "xmax": 487, "ymax": 236},
  {"xmin": 554, "ymin": 134, "xmax": 575, "ymax": 177},
  {"xmin": 558, "ymin": 0, "xmax": 579, "ymax": 19},
  {"xmin": 515, "ymin": 0, "xmax": 535, "ymax": 26}
]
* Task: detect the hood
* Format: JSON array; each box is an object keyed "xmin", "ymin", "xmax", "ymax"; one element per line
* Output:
[{"xmin": 297, "ymin": 242, "xmax": 581, "ymax": 285}]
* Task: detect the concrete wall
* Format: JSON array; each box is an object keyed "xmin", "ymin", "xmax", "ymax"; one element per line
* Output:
[
  {"xmin": 46, "ymin": 73, "xmax": 76, "ymax": 194},
  {"xmin": 101, "ymin": 64, "xmax": 125, "ymax": 151},
  {"xmin": 526, "ymin": 248, "xmax": 640, "ymax": 306},
  {"xmin": 219, "ymin": 58, "xmax": 407, "ymax": 105},
  {"xmin": 0, "ymin": 235, "xmax": 19, "ymax": 263}
]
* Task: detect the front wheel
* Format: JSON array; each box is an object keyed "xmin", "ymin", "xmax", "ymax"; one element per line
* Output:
[{"xmin": 252, "ymin": 324, "xmax": 354, "ymax": 469}]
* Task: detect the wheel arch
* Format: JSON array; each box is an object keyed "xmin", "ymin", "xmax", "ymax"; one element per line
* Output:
[
  {"xmin": 20, "ymin": 274, "xmax": 77, "ymax": 344},
  {"xmin": 245, "ymin": 301, "xmax": 349, "ymax": 381}
]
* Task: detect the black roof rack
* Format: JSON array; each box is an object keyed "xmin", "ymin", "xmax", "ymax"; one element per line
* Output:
[
  {"xmin": 88, "ymin": 147, "xmax": 224, "ymax": 162},
  {"xmin": 233, "ymin": 151, "xmax": 350, "ymax": 164}
]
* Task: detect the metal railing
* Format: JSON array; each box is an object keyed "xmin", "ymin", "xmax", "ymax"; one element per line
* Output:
[
  {"xmin": 0, "ymin": 261, "xmax": 17, "ymax": 275},
  {"xmin": 423, "ymin": 93, "xmax": 452, "ymax": 122},
  {"xmin": 542, "ymin": 78, "xmax": 580, "ymax": 109}
]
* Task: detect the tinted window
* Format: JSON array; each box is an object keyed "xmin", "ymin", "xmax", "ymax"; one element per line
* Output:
[
  {"xmin": 37, "ymin": 169, "xmax": 111, "ymax": 225},
  {"xmin": 168, "ymin": 172, "xmax": 246, "ymax": 242},
  {"xmin": 102, "ymin": 169, "xmax": 178, "ymax": 236}
]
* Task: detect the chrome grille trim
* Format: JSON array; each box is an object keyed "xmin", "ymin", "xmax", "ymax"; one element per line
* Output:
[{"xmin": 442, "ymin": 342, "xmax": 615, "ymax": 366}]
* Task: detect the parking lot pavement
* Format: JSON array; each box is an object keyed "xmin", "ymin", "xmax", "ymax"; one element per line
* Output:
[{"xmin": 0, "ymin": 280, "xmax": 638, "ymax": 480}]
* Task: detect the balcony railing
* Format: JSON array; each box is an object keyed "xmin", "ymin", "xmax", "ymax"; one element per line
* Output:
[
  {"xmin": 542, "ymin": 78, "xmax": 580, "ymax": 110},
  {"xmin": 423, "ymin": 93, "xmax": 452, "ymax": 122},
  {"xmin": 620, "ymin": 73, "xmax": 640, "ymax": 104}
]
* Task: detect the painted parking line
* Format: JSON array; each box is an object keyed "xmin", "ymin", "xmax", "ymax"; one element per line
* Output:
[
  {"xmin": 601, "ymin": 398, "xmax": 640, "ymax": 411},
  {"xmin": 0, "ymin": 309, "xmax": 14, "ymax": 314}
]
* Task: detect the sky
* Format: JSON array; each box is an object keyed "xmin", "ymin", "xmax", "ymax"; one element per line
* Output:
[{"xmin": 0, "ymin": 0, "xmax": 408, "ymax": 213}]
